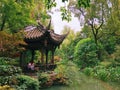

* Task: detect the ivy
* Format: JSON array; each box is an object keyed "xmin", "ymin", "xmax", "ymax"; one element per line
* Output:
[
  {"xmin": 77, "ymin": 0, "xmax": 90, "ymax": 8},
  {"xmin": 45, "ymin": 0, "xmax": 90, "ymax": 22},
  {"xmin": 60, "ymin": 7, "xmax": 71, "ymax": 22},
  {"xmin": 45, "ymin": 0, "xmax": 56, "ymax": 10},
  {"xmin": 62, "ymin": 0, "xmax": 68, "ymax": 2}
]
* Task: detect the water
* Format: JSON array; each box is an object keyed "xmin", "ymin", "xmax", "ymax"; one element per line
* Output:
[{"xmin": 41, "ymin": 73, "xmax": 120, "ymax": 90}]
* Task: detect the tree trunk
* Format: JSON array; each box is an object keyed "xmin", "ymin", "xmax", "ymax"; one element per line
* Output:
[
  {"xmin": 19, "ymin": 51, "xmax": 26, "ymax": 69},
  {"xmin": 0, "ymin": 17, "xmax": 6, "ymax": 31},
  {"xmin": 91, "ymin": 28, "xmax": 101, "ymax": 60}
]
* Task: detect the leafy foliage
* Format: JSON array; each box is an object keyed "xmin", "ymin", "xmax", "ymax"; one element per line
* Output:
[
  {"xmin": 57, "ymin": 27, "xmax": 76, "ymax": 58},
  {"xmin": 0, "ymin": 0, "xmax": 35, "ymax": 32},
  {"xmin": 0, "ymin": 65, "xmax": 22, "ymax": 86},
  {"xmin": 0, "ymin": 65, "xmax": 22, "ymax": 76},
  {"xmin": 60, "ymin": 7, "xmax": 71, "ymax": 21},
  {"xmin": 16, "ymin": 75, "xmax": 39, "ymax": 90},
  {"xmin": 45, "ymin": 0, "xmax": 56, "ymax": 10},
  {"xmin": 62, "ymin": 0, "xmax": 68, "ymax": 2},
  {"xmin": 0, "ymin": 31, "xmax": 25, "ymax": 57},
  {"xmin": 38, "ymin": 72, "xmax": 50, "ymax": 87},
  {"xmin": 65, "ymin": 32, "xmax": 83, "ymax": 57},
  {"xmin": 113, "ymin": 46, "xmax": 120, "ymax": 63},
  {"xmin": 0, "ymin": 85, "xmax": 15, "ymax": 90},
  {"xmin": 0, "ymin": 57, "xmax": 22, "ymax": 86},
  {"xmin": 0, "ymin": 57, "xmax": 19, "ymax": 65},
  {"xmin": 77, "ymin": 0, "xmax": 90, "ymax": 8},
  {"xmin": 101, "ymin": 36, "xmax": 116, "ymax": 54},
  {"xmin": 0, "ymin": 76, "xmax": 17, "ymax": 86},
  {"xmin": 83, "ymin": 66, "xmax": 120, "ymax": 82},
  {"xmin": 108, "ymin": 45, "xmax": 120, "ymax": 67},
  {"xmin": 0, "ymin": 57, "xmax": 14, "ymax": 65},
  {"xmin": 74, "ymin": 38, "xmax": 99, "ymax": 68},
  {"xmin": 54, "ymin": 60, "xmax": 80, "ymax": 85}
]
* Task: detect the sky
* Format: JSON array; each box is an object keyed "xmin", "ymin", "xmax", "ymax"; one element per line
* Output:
[{"xmin": 50, "ymin": 0, "xmax": 82, "ymax": 34}]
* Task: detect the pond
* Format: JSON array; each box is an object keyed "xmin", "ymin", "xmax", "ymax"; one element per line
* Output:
[{"xmin": 41, "ymin": 73, "xmax": 120, "ymax": 90}]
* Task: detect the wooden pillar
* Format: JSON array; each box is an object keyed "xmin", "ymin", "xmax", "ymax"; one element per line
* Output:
[
  {"xmin": 51, "ymin": 50, "xmax": 54, "ymax": 64},
  {"xmin": 45, "ymin": 49, "xmax": 48, "ymax": 65},
  {"xmin": 51, "ymin": 46, "xmax": 56, "ymax": 64},
  {"xmin": 19, "ymin": 51, "xmax": 26, "ymax": 69},
  {"xmin": 31, "ymin": 50, "xmax": 35, "ymax": 62},
  {"xmin": 40, "ymin": 50, "xmax": 44, "ymax": 64}
]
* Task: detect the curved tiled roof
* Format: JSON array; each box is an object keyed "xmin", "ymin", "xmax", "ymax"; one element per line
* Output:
[
  {"xmin": 24, "ymin": 26, "xmax": 45, "ymax": 39},
  {"xmin": 23, "ymin": 25, "xmax": 68, "ymax": 47},
  {"xmin": 49, "ymin": 31, "xmax": 68, "ymax": 44}
]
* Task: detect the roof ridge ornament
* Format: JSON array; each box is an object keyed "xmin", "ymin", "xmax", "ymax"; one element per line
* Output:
[
  {"xmin": 37, "ymin": 22, "xmax": 45, "ymax": 30},
  {"xmin": 46, "ymin": 18, "xmax": 51, "ymax": 30}
]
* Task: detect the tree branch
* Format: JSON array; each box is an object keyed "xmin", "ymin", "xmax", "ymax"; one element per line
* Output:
[
  {"xmin": 0, "ymin": 16, "xmax": 6, "ymax": 31},
  {"xmin": 96, "ymin": 3, "xmax": 104, "ymax": 31}
]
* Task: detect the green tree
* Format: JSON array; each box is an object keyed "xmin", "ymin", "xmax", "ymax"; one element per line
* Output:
[
  {"xmin": 46, "ymin": 0, "xmax": 90, "ymax": 21},
  {"xmin": 0, "ymin": 31, "xmax": 25, "ymax": 57},
  {"xmin": 0, "ymin": 0, "xmax": 91, "ymax": 32},
  {"xmin": 61, "ymin": 26, "xmax": 75, "ymax": 48},
  {"xmin": 99, "ymin": 0, "xmax": 120, "ymax": 54},
  {"xmin": 69, "ymin": 0, "xmax": 111, "ymax": 59},
  {"xmin": 0, "ymin": 0, "xmax": 36, "ymax": 32},
  {"xmin": 55, "ymin": 26, "xmax": 76, "ymax": 58},
  {"xmin": 74, "ymin": 38, "xmax": 99, "ymax": 69}
]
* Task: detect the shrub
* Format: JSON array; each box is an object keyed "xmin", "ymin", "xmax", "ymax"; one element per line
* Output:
[
  {"xmin": 0, "ymin": 76, "xmax": 18, "ymax": 86},
  {"xmin": 0, "ymin": 85, "xmax": 15, "ymax": 90},
  {"xmin": 16, "ymin": 75, "xmax": 39, "ymax": 90},
  {"xmin": 38, "ymin": 72, "xmax": 52, "ymax": 87},
  {"xmin": 0, "ymin": 57, "xmax": 16, "ymax": 65},
  {"xmin": 0, "ymin": 31, "xmax": 25, "ymax": 58},
  {"xmin": 0, "ymin": 65, "xmax": 22, "ymax": 86},
  {"xmin": 108, "ymin": 67, "xmax": 120, "ymax": 82},
  {"xmin": 96, "ymin": 68, "xmax": 109, "ymax": 81},
  {"xmin": 109, "ymin": 45, "xmax": 120, "ymax": 67},
  {"xmin": 83, "ymin": 66, "xmax": 120, "ymax": 82},
  {"xmin": 0, "ymin": 65, "xmax": 22, "ymax": 76},
  {"xmin": 54, "ymin": 61, "xmax": 80, "ymax": 85},
  {"xmin": 74, "ymin": 38, "xmax": 99, "ymax": 68},
  {"xmin": 54, "ymin": 64, "xmax": 68, "ymax": 85},
  {"xmin": 0, "ymin": 57, "xmax": 19, "ymax": 66},
  {"xmin": 83, "ymin": 67, "xmax": 93, "ymax": 76},
  {"xmin": 102, "ymin": 36, "xmax": 116, "ymax": 54}
]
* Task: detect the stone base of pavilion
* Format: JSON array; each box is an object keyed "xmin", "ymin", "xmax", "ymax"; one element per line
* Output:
[
  {"xmin": 35, "ymin": 64, "xmax": 57, "ymax": 71},
  {"xmin": 22, "ymin": 64, "xmax": 57, "ymax": 73}
]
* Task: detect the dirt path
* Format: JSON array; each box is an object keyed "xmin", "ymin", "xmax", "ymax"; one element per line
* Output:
[{"xmin": 101, "ymin": 81, "xmax": 113, "ymax": 90}]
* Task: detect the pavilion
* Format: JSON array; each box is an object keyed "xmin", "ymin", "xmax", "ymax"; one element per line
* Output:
[{"xmin": 20, "ymin": 20, "xmax": 68, "ymax": 70}]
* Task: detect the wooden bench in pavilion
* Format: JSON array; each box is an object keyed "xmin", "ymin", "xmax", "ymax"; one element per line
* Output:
[{"xmin": 20, "ymin": 20, "xmax": 68, "ymax": 71}]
